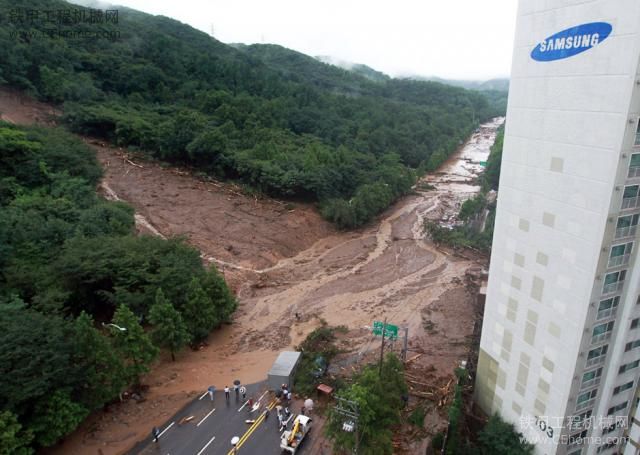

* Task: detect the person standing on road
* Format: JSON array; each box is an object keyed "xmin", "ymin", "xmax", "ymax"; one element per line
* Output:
[
  {"xmin": 240, "ymin": 386, "xmax": 247, "ymax": 401},
  {"xmin": 208, "ymin": 385, "xmax": 215, "ymax": 401},
  {"xmin": 224, "ymin": 386, "xmax": 230, "ymax": 403},
  {"xmin": 234, "ymin": 384, "xmax": 239, "ymax": 401},
  {"xmin": 152, "ymin": 426, "xmax": 160, "ymax": 443}
]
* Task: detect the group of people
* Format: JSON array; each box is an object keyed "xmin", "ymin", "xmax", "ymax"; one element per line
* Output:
[
  {"xmin": 216, "ymin": 384, "xmax": 246, "ymax": 403},
  {"xmin": 153, "ymin": 381, "xmax": 304, "ymax": 443}
]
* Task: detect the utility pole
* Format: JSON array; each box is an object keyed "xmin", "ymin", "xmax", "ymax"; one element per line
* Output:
[
  {"xmin": 379, "ymin": 317, "xmax": 387, "ymax": 377},
  {"xmin": 335, "ymin": 397, "xmax": 360, "ymax": 454},
  {"xmin": 401, "ymin": 326, "xmax": 409, "ymax": 362}
]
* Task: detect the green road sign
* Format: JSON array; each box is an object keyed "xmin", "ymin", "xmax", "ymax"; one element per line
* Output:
[
  {"xmin": 372, "ymin": 321, "xmax": 398, "ymax": 340},
  {"xmin": 479, "ymin": 161, "xmax": 487, "ymax": 167}
]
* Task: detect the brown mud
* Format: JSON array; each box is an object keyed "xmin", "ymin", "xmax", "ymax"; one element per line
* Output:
[{"xmin": 0, "ymin": 88, "xmax": 503, "ymax": 454}]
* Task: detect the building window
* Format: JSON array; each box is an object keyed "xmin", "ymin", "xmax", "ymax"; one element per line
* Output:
[
  {"xmin": 597, "ymin": 441, "xmax": 618, "ymax": 453},
  {"xmin": 592, "ymin": 321, "xmax": 614, "ymax": 344},
  {"xmin": 619, "ymin": 360, "xmax": 640, "ymax": 374},
  {"xmin": 582, "ymin": 367, "xmax": 602, "ymax": 385},
  {"xmin": 613, "ymin": 381, "xmax": 634, "ymax": 395},
  {"xmin": 623, "ymin": 186, "xmax": 640, "ymax": 210},
  {"xmin": 615, "ymin": 214, "xmax": 639, "ymax": 239},
  {"xmin": 632, "ymin": 318, "xmax": 640, "ymax": 330},
  {"xmin": 577, "ymin": 389, "xmax": 598, "ymax": 404},
  {"xmin": 568, "ymin": 410, "xmax": 593, "ymax": 432},
  {"xmin": 635, "ymin": 120, "xmax": 640, "ymax": 146},
  {"xmin": 625, "ymin": 339, "xmax": 640, "ymax": 352},
  {"xmin": 607, "ymin": 401, "xmax": 628, "ymax": 415},
  {"xmin": 630, "ymin": 153, "xmax": 640, "ymax": 178},
  {"xmin": 597, "ymin": 297, "xmax": 619, "ymax": 320},
  {"xmin": 602, "ymin": 270, "xmax": 626, "ymax": 295},
  {"xmin": 568, "ymin": 429, "xmax": 588, "ymax": 445},
  {"xmin": 586, "ymin": 345, "xmax": 608, "ymax": 367},
  {"xmin": 608, "ymin": 242, "xmax": 633, "ymax": 267}
]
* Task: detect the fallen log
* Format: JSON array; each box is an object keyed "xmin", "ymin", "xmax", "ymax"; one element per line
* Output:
[{"xmin": 124, "ymin": 158, "xmax": 143, "ymax": 168}]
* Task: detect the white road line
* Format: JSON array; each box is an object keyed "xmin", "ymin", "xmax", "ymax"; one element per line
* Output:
[
  {"xmin": 195, "ymin": 435, "xmax": 216, "ymax": 455},
  {"xmin": 158, "ymin": 422, "xmax": 175, "ymax": 438},
  {"xmin": 198, "ymin": 391, "xmax": 208, "ymax": 401},
  {"xmin": 197, "ymin": 408, "xmax": 216, "ymax": 427},
  {"xmin": 237, "ymin": 390, "xmax": 268, "ymax": 412}
]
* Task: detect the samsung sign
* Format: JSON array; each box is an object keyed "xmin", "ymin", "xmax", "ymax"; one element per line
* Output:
[{"xmin": 531, "ymin": 22, "xmax": 612, "ymax": 62}]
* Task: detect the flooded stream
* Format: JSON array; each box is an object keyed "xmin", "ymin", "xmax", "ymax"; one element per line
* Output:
[{"xmin": 1, "ymin": 85, "xmax": 505, "ymax": 454}]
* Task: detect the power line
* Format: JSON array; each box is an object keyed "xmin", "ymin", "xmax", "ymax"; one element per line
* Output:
[{"xmin": 334, "ymin": 396, "xmax": 360, "ymax": 454}]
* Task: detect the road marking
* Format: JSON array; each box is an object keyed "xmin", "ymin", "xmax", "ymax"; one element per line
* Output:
[
  {"xmin": 237, "ymin": 400, "xmax": 249, "ymax": 412},
  {"xmin": 238, "ymin": 389, "xmax": 270, "ymax": 412},
  {"xmin": 196, "ymin": 435, "xmax": 216, "ymax": 455},
  {"xmin": 157, "ymin": 422, "xmax": 175, "ymax": 438},
  {"xmin": 226, "ymin": 399, "xmax": 277, "ymax": 455},
  {"xmin": 198, "ymin": 391, "xmax": 208, "ymax": 401},
  {"xmin": 197, "ymin": 408, "xmax": 216, "ymax": 427}
]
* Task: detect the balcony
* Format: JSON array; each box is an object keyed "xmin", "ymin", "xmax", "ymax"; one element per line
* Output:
[
  {"xmin": 608, "ymin": 254, "xmax": 630, "ymax": 268},
  {"xmin": 580, "ymin": 376, "xmax": 602, "ymax": 391},
  {"xmin": 576, "ymin": 398, "xmax": 596, "ymax": 411},
  {"xmin": 615, "ymin": 225, "xmax": 637, "ymax": 240},
  {"xmin": 591, "ymin": 332, "xmax": 612, "ymax": 345},
  {"xmin": 602, "ymin": 281, "xmax": 624, "ymax": 295},
  {"xmin": 586, "ymin": 355, "xmax": 606, "ymax": 368},
  {"xmin": 629, "ymin": 166, "xmax": 640, "ymax": 179},
  {"xmin": 596, "ymin": 306, "xmax": 618, "ymax": 321},
  {"xmin": 622, "ymin": 197, "xmax": 640, "ymax": 210}
]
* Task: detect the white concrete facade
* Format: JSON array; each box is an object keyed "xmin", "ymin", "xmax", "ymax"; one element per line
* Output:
[{"xmin": 476, "ymin": 1, "xmax": 640, "ymax": 454}]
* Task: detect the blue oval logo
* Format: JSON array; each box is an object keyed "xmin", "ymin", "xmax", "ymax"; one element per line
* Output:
[{"xmin": 531, "ymin": 22, "xmax": 612, "ymax": 62}]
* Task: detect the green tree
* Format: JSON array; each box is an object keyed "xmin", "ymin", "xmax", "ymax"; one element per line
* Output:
[
  {"xmin": 28, "ymin": 389, "xmax": 88, "ymax": 447},
  {"xmin": 111, "ymin": 305, "xmax": 159, "ymax": 385},
  {"xmin": 72, "ymin": 312, "xmax": 127, "ymax": 409},
  {"xmin": 148, "ymin": 289, "xmax": 191, "ymax": 361},
  {"xmin": 0, "ymin": 411, "xmax": 33, "ymax": 455},
  {"xmin": 476, "ymin": 414, "xmax": 534, "ymax": 455},
  {"xmin": 182, "ymin": 277, "xmax": 219, "ymax": 342},
  {"xmin": 326, "ymin": 354, "xmax": 407, "ymax": 454},
  {"xmin": 201, "ymin": 267, "xmax": 237, "ymax": 324},
  {"xmin": 0, "ymin": 307, "xmax": 76, "ymax": 411},
  {"xmin": 482, "ymin": 128, "xmax": 504, "ymax": 191}
]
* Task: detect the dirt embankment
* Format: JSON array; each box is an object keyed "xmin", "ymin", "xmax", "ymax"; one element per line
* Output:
[{"xmin": 0, "ymin": 88, "xmax": 501, "ymax": 454}]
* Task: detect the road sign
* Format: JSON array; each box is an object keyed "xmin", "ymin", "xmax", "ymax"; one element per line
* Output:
[
  {"xmin": 479, "ymin": 161, "xmax": 487, "ymax": 167},
  {"xmin": 372, "ymin": 321, "xmax": 398, "ymax": 340}
]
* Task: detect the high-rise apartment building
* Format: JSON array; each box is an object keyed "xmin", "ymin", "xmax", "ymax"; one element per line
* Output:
[{"xmin": 476, "ymin": 1, "xmax": 640, "ymax": 454}]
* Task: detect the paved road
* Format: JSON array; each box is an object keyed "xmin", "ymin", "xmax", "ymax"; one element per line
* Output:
[{"xmin": 128, "ymin": 382, "xmax": 315, "ymax": 455}]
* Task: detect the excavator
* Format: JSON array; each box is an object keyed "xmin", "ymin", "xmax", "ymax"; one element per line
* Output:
[{"xmin": 280, "ymin": 415, "xmax": 312, "ymax": 453}]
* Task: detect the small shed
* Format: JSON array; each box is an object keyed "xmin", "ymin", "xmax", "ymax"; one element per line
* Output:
[{"xmin": 268, "ymin": 351, "xmax": 302, "ymax": 391}]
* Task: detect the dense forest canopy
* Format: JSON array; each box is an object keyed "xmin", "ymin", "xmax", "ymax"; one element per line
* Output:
[
  {"xmin": 0, "ymin": 0, "xmax": 506, "ymax": 227},
  {"xmin": 0, "ymin": 123, "xmax": 236, "ymax": 452}
]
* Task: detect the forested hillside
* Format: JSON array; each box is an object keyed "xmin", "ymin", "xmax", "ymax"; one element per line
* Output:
[
  {"xmin": 1, "ymin": 0, "xmax": 505, "ymax": 228},
  {"xmin": 0, "ymin": 123, "xmax": 236, "ymax": 452}
]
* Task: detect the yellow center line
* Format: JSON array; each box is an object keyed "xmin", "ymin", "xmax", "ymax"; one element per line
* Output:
[{"xmin": 226, "ymin": 399, "xmax": 277, "ymax": 455}]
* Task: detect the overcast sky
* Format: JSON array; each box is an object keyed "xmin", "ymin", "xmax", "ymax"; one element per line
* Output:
[{"xmin": 109, "ymin": 0, "xmax": 518, "ymax": 80}]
